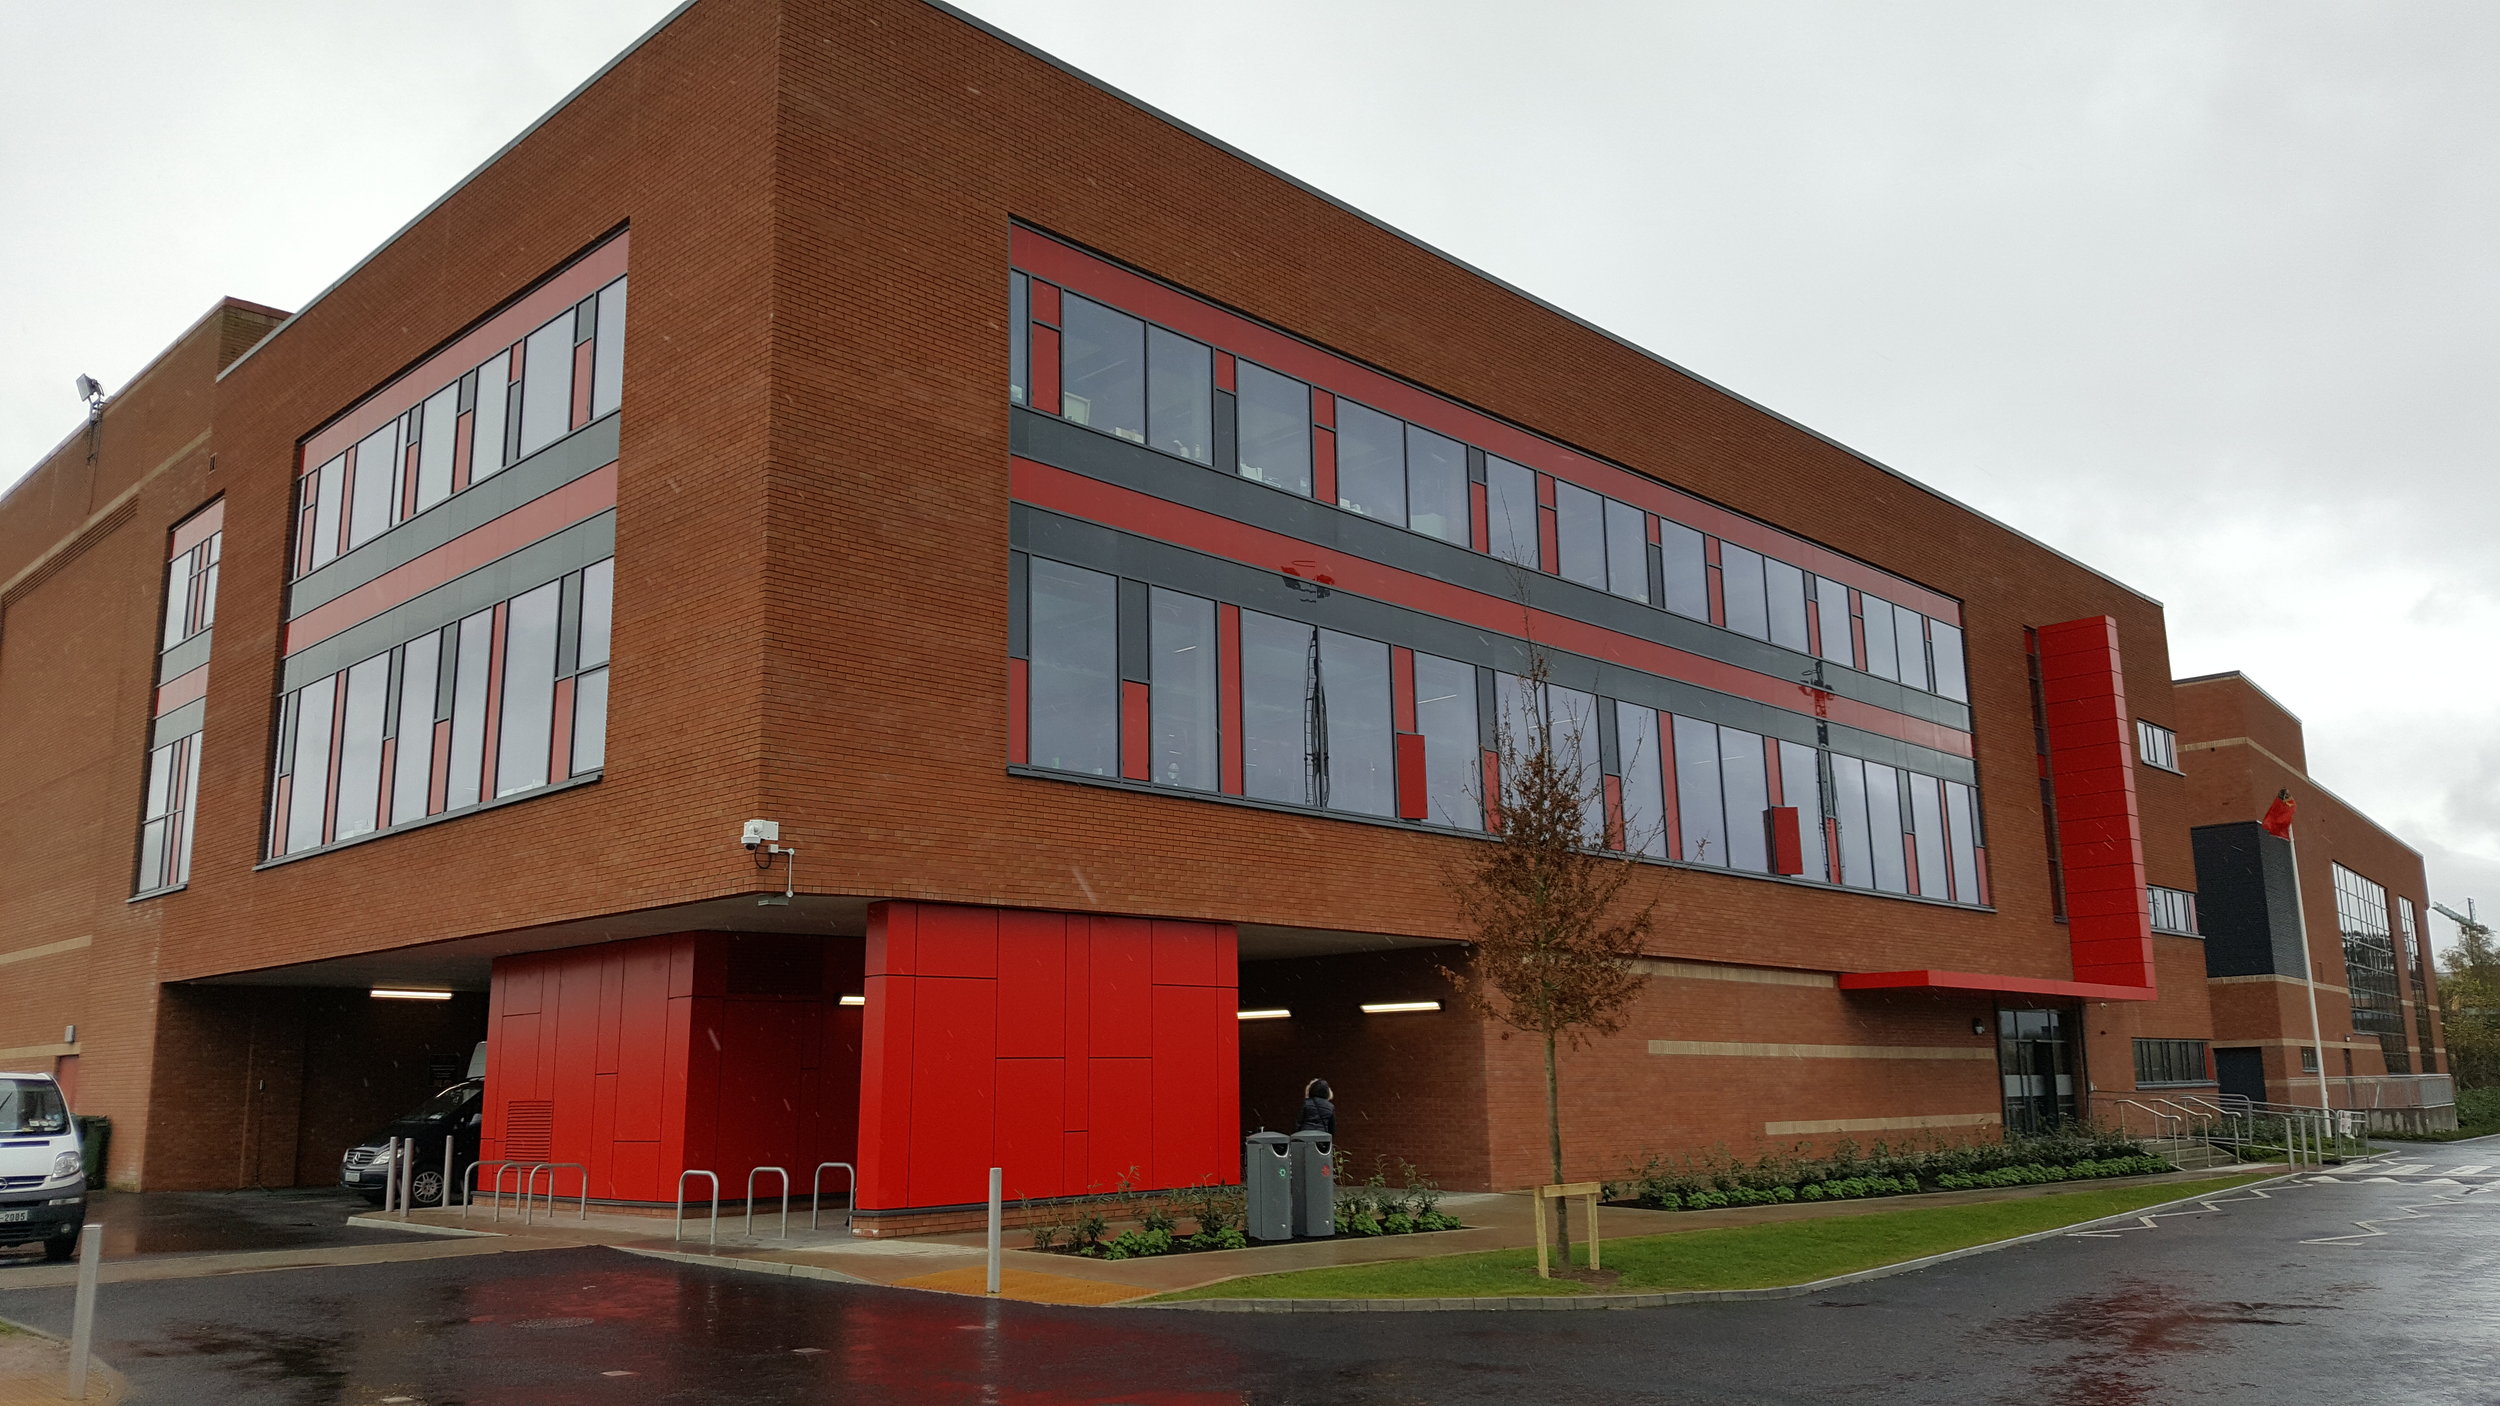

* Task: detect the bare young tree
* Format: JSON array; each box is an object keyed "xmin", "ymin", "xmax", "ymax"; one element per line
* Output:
[{"xmin": 1439, "ymin": 653, "xmax": 1654, "ymax": 1267}]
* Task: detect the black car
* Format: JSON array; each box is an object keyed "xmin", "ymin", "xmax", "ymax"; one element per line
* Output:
[
  {"xmin": 0, "ymin": 1073, "xmax": 86, "ymax": 1261},
  {"xmin": 341, "ymin": 1078, "xmax": 484, "ymax": 1207}
]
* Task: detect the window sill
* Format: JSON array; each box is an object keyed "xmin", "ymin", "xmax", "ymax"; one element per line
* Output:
[
  {"xmin": 2151, "ymin": 928, "xmax": 2202, "ymax": 939},
  {"xmin": 127, "ymin": 884, "xmax": 188, "ymax": 905},
  {"xmin": 1006, "ymin": 763, "xmax": 1998, "ymax": 915},
  {"xmin": 254, "ymin": 770, "xmax": 601, "ymax": 870},
  {"xmin": 2133, "ymin": 1080, "xmax": 2219, "ymax": 1089},
  {"xmin": 2139, "ymin": 760, "xmax": 2185, "ymax": 776}
]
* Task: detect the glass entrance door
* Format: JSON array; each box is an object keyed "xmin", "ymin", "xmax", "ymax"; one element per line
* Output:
[{"xmin": 1998, "ymin": 1007, "xmax": 2079, "ymax": 1134}]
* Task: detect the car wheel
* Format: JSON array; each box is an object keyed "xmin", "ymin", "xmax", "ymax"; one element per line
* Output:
[
  {"xmin": 411, "ymin": 1170, "xmax": 445, "ymax": 1208},
  {"xmin": 42, "ymin": 1232, "xmax": 77, "ymax": 1263}
]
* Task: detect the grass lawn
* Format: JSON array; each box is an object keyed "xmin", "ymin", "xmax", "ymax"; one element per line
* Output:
[{"xmin": 1149, "ymin": 1174, "xmax": 2269, "ymax": 1301}]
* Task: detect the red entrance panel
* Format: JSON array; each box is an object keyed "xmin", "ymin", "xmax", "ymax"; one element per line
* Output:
[
  {"xmin": 855, "ymin": 901, "xmax": 1239, "ymax": 1213},
  {"xmin": 482, "ymin": 932, "xmax": 863, "ymax": 1203},
  {"xmin": 2036, "ymin": 616, "xmax": 2154, "ymax": 992}
]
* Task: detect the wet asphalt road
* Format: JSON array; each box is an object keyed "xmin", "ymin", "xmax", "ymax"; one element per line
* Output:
[{"xmin": 2, "ymin": 1168, "xmax": 2496, "ymax": 1405}]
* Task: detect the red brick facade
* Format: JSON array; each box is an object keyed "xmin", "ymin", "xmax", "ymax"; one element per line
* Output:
[{"xmin": 0, "ymin": 0, "xmax": 2448, "ymax": 1201}]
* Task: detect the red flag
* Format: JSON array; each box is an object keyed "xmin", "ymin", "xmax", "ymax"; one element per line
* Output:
[{"xmin": 2261, "ymin": 790, "xmax": 2296, "ymax": 839}]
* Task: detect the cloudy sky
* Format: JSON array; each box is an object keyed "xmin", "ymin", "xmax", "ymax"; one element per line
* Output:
[{"xmin": 6, "ymin": 2, "xmax": 2494, "ymax": 936}]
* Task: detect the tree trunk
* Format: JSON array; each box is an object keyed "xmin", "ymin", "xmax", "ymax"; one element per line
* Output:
[{"xmin": 1546, "ymin": 1030, "xmax": 1569, "ymax": 1265}]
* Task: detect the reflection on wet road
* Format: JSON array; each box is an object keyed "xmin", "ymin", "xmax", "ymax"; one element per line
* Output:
[{"xmin": 0, "ymin": 1173, "xmax": 2494, "ymax": 1404}]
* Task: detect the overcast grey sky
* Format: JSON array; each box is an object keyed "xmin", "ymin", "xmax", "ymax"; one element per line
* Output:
[{"xmin": 5, "ymin": 1, "xmax": 2493, "ymax": 934}]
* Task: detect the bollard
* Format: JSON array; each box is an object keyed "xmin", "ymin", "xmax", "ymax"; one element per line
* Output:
[
  {"xmin": 985, "ymin": 1167, "xmax": 1003, "ymax": 1296},
  {"xmin": 66, "ymin": 1223, "xmax": 100, "ymax": 1398},
  {"xmin": 442, "ymin": 1137, "xmax": 456, "ymax": 1210}
]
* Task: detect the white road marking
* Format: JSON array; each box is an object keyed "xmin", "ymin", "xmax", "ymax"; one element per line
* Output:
[
  {"xmin": 2381, "ymin": 1164, "xmax": 2433, "ymax": 1175},
  {"xmin": 2447, "ymin": 1165, "xmax": 2490, "ymax": 1175},
  {"xmin": 2067, "ymin": 1186, "xmax": 2276, "ymax": 1238}
]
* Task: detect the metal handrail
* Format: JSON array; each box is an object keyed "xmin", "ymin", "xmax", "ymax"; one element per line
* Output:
[
  {"xmin": 811, "ymin": 1162, "xmax": 856, "ymax": 1231},
  {"xmin": 676, "ymin": 1169, "xmax": 720, "ymax": 1246},
  {"xmin": 745, "ymin": 1166, "xmax": 791, "ymax": 1240},
  {"xmin": 2110, "ymin": 1100, "xmax": 2181, "ymax": 1142},
  {"xmin": 524, "ymin": 1163, "xmax": 591, "ymax": 1223}
]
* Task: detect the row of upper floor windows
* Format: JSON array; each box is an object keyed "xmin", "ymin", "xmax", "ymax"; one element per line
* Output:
[
  {"xmin": 1007, "ymin": 261, "xmax": 1971, "ymax": 706},
  {"xmin": 1016, "ymin": 552, "xmax": 1988, "ymax": 905},
  {"xmin": 295, "ymin": 275, "xmax": 624, "ymax": 579},
  {"xmin": 269, "ymin": 558, "xmax": 612, "ymax": 859},
  {"xmin": 162, "ymin": 529, "xmax": 220, "ymax": 651}
]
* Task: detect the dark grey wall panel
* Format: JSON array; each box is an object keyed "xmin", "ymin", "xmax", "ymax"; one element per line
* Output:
[{"xmin": 2193, "ymin": 822, "xmax": 2303, "ymax": 978}]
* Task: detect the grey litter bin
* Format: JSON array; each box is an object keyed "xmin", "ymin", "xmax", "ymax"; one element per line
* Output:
[
  {"xmin": 1289, "ymin": 1129, "xmax": 1335, "ymax": 1238},
  {"xmin": 1245, "ymin": 1132, "xmax": 1293, "ymax": 1242}
]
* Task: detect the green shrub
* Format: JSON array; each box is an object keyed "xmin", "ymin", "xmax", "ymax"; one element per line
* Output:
[{"xmin": 1381, "ymin": 1212, "xmax": 1415, "ymax": 1235}]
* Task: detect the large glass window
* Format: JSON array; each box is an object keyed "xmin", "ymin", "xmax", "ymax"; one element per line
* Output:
[
  {"xmin": 1776, "ymin": 739, "xmax": 1826, "ymax": 881},
  {"xmin": 1831, "ymin": 754, "xmax": 1874, "ymax": 887},
  {"xmin": 471, "ymin": 350, "xmax": 512, "ymax": 484},
  {"xmin": 1908, "ymin": 774, "xmax": 1948, "ymax": 899},
  {"xmin": 334, "ymin": 654, "xmax": 390, "ymax": 840},
  {"xmin": 1149, "ymin": 588, "xmax": 1217, "ymax": 791},
  {"xmin": 2333, "ymin": 862, "xmax": 2407, "ymax": 1071},
  {"xmin": 1320, "ymin": 631, "xmax": 1393, "ymax": 816},
  {"xmin": 2402, "ymin": 897, "xmax": 2435, "ymax": 1072},
  {"xmin": 1335, "ymin": 401, "xmax": 1406, "ymax": 524},
  {"xmin": 135, "ymin": 736, "xmax": 197, "ymax": 893},
  {"xmin": 578, "ymin": 559, "xmax": 614, "ymax": 671},
  {"xmin": 1497, "ymin": 674, "xmax": 1600, "ymax": 844},
  {"xmin": 347, "ymin": 421, "xmax": 399, "ymax": 550},
  {"xmin": 1717, "ymin": 726, "xmax": 1769, "ymax": 873},
  {"xmin": 1765, "ymin": 559, "xmax": 1809, "ymax": 652},
  {"xmin": 1616, "ymin": 702, "xmax": 1668, "ymax": 858},
  {"xmin": 1661, "ymin": 521, "xmax": 1708, "ymax": 621},
  {"xmin": 392, "ymin": 633, "xmax": 440, "ymax": 826},
  {"xmin": 1027, "ymin": 558, "xmax": 1119, "ymax": 777},
  {"xmin": 1893, "ymin": 604, "xmax": 1929, "ymax": 691},
  {"xmin": 1061, "ymin": 295, "xmax": 1146, "ymax": 445},
  {"xmin": 1486, "ymin": 457, "xmax": 1539, "ymax": 568},
  {"xmin": 1604, "ymin": 500, "xmax": 1649, "ymax": 603},
  {"xmin": 1865, "ymin": 762, "xmax": 1908, "ymax": 894},
  {"xmin": 1720, "ymin": 544, "xmax": 1768, "ymax": 641},
  {"xmin": 1145, "ymin": 327, "xmax": 1212, "ymax": 464},
  {"xmin": 496, "ymin": 582, "xmax": 560, "ymax": 797},
  {"xmin": 1944, "ymin": 780, "xmax": 1980, "ymax": 904},
  {"xmin": 1930, "ymin": 622, "xmax": 1968, "ymax": 702},
  {"xmin": 2136, "ymin": 720, "xmax": 2179, "ymax": 771},
  {"xmin": 2133, "ymin": 1039, "xmax": 2210, "ymax": 1087},
  {"xmin": 1814, "ymin": 576, "xmax": 1852, "ymax": 662},
  {"xmin": 591, "ymin": 277, "xmax": 627, "ymax": 421},
  {"xmin": 286, "ymin": 679, "xmax": 336, "ymax": 854},
  {"xmin": 1672, "ymin": 715, "xmax": 1725, "ymax": 866},
  {"xmin": 1235, "ymin": 362, "xmax": 1311, "ymax": 495},
  {"xmin": 1406, "ymin": 426, "xmax": 1468, "ymax": 545},
  {"xmin": 1554, "ymin": 482, "xmax": 1606, "ymax": 589},
  {"xmin": 518, "ymin": 314, "xmax": 576, "ymax": 460},
  {"xmin": 1413, "ymin": 652, "xmax": 1480, "ymax": 830},
  {"xmin": 416, "ymin": 384, "xmax": 460, "ymax": 514},
  {"xmin": 2149, "ymin": 885, "xmax": 2197, "ymax": 935},
  {"xmin": 571, "ymin": 667, "xmax": 609, "ymax": 775},
  {"xmin": 446, "ymin": 609, "xmax": 493, "ymax": 810},
  {"xmin": 1009, "ymin": 272, "xmax": 1029, "ymax": 405},
  {"xmin": 1861, "ymin": 593, "xmax": 1899, "ymax": 682},
  {"xmin": 1241, "ymin": 611, "xmax": 1314, "ymax": 804}
]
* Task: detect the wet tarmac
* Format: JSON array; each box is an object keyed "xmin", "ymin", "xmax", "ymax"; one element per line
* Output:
[
  {"xmin": 0, "ymin": 1187, "xmax": 435, "ymax": 1266},
  {"xmin": 0, "ymin": 1170, "xmax": 2494, "ymax": 1403}
]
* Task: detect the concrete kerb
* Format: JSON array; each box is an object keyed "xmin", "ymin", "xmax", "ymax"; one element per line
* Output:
[
  {"xmin": 0, "ymin": 1310, "xmax": 128, "ymax": 1404},
  {"xmin": 343, "ymin": 1215, "xmax": 505, "ymax": 1240},
  {"xmin": 1143, "ymin": 1170, "xmax": 2306, "ymax": 1313},
  {"xmin": 612, "ymin": 1244, "xmax": 874, "ymax": 1286}
]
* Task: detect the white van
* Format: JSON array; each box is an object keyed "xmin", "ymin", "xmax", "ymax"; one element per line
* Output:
[{"xmin": 0, "ymin": 1071, "xmax": 84, "ymax": 1261}]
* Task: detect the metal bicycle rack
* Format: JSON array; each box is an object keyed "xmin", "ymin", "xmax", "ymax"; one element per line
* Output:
[
  {"xmin": 810, "ymin": 1161, "xmax": 857, "ymax": 1231},
  {"xmin": 524, "ymin": 1163, "xmax": 591, "ymax": 1223},
  {"xmin": 461, "ymin": 1161, "xmax": 531, "ymax": 1221},
  {"xmin": 745, "ymin": 1166, "xmax": 791, "ymax": 1240},
  {"xmin": 676, "ymin": 1169, "xmax": 721, "ymax": 1245}
]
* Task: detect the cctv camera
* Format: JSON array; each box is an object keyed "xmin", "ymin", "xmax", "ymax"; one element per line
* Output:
[{"xmin": 741, "ymin": 818, "xmax": 780, "ymax": 850}]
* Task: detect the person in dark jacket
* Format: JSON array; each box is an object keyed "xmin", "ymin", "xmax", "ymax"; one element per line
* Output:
[{"xmin": 1295, "ymin": 1078, "xmax": 1335, "ymax": 1134}]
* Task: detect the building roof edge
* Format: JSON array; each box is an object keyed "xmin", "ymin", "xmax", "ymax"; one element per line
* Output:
[{"xmin": 915, "ymin": 0, "xmax": 2162, "ymax": 609}]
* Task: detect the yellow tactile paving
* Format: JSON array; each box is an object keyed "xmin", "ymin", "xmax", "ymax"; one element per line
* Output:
[{"xmin": 889, "ymin": 1264, "xmax": 1152, "ymax": 1305}]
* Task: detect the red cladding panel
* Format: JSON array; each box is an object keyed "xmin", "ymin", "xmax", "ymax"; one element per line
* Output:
[
  {"xmin": 2035, "ymin": 616, "xmax": 2153, "ymax": 992},
  {"xmin": 1768, "ymin": 806, "xmax": 1804, "ymax": 875},
  {"xmin": 1390, "ymin": 647, "xmax": 1417, "ymax": 733},
  {"xmin": 1214, "ymin": 350, "xmax": 1235, "ymax": 392},
  {"xmin": 1087, "ymin": 1057, "xmax": 1153, "ymax": 1190},
  {"xmin": 1030, "ymin": 325, "xmax": 1062, "ymax": 415},
  {"xmin": 1312, "ymin": 426, "xmax": 1337, "ymax": 507},
  {"xmin": 995, "ymin": 1060, "xmax": 1065, "ymax": 1199},
  {"xmin": 1120, "ymin": 679, "xmax": 1150, "ymax": 781},
  {"xmin": 1537, "ymin": 504, "xmax": 1559, "ymax": 574},
  {"xmin": 905, "ymin": 978, "xmax": 998, "ymax": 1208},
  {"xmin": 915, "ymin": 903, "xmax": 999, "ymax": 979},
  {"xmin": 1468, "ymin": 480, "xmax": 1489, "ymax": 552},
  {"xmin": 1218, "ymin": 605, "xmax": 1244, "ymax": 793},
  {"xmin": 1089, "ymin": 918, "xmax": 1154, "ymax": 1057},
  {"xmin": 996, "ymin": 911, "xmax": 1066, "ymax": 1058},
  {"xmin": 1395, "ymin": 732, "xmax": 1428, "ymax": 819},
  {"xmin": 1311, "ymin": 387, "xmax": 1335, "ymax": 428},
  {"xmin": 1151, "ymin": 920, "xmax": 1223, "ymax": 987},
  {"xmin": 1151, "ymin": 984, "xmax": 1233, "ymax": 1187}
]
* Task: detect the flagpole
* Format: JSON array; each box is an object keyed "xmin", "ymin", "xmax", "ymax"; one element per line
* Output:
[{"xmin": 2283, "ymin": 824, "xmax": 2335, "ymax": 1112}]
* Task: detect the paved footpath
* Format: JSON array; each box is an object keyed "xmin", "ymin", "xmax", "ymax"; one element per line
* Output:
[{"xmin": 0, "ymin": 1146, "xmax": 2493, "ymax": 1402}]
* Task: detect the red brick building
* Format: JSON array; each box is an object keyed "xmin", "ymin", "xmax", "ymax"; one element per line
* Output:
[
  {"xmin": 6, "ymin": 0, "xmax": 2386, "ymax": 1218},
  {"xmin": 2176, "ymin": 672, "xmax": 2452, "ymax": 1131}
]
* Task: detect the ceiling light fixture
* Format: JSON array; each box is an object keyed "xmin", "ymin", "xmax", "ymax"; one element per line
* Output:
[
  {"xmin": 1235, "ymin": 1008, "xmax": 1292, "ymax": 1021},
  {"xmin": 371, "ymin": 988, "xmax": 453, "ymax": 1001},
  {"xmin": 839, "ymin": 995, "xmax": 865, "ymax": 1007},
  {"xmin": 1360, "ymin": 1000, "xmax": 1440, "ymax": 1015}
]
